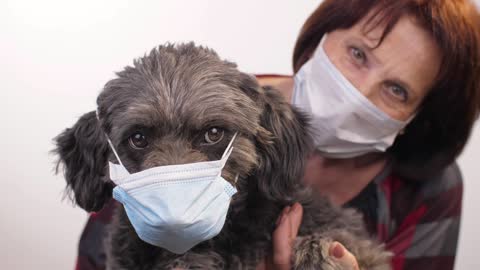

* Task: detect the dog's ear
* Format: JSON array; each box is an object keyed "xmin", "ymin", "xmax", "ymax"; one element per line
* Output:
[
  {"xmin": 54, "ymin": 111, "xmax": 113, "ymax": 212},
  {"xmin": 255, "ymin": 85, "xmax": 312, "ymax": 203}
]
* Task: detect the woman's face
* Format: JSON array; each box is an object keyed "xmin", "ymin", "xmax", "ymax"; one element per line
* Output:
[{"xmin": 323, "ymin": 15, "xmax": 442, "ymax": 121}]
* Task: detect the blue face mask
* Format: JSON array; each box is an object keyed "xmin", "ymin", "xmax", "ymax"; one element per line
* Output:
[{"xmin": 101, "ymin": 119, "xmax": 238, "ymax": 254}]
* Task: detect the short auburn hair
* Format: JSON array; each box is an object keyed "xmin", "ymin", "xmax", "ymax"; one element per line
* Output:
[{"xmin": 293, "ymin": 0, "xmax": 480, "ymax": 178}]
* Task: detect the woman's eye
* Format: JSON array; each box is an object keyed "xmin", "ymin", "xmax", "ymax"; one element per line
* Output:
[
  {"xmin": 386, "ymin": 84, "xmax": 409, "ymax": 103},
  {"xmin": 349, "ymin": 46, "xmax": 366, "ymax": 64},
  {"xmin": 128, "ymin": 132, "xmax": 148, "ymax": 149},
  {"xmin": 204, "ymin": 127, "xmax": 224, "ymax": 145}
]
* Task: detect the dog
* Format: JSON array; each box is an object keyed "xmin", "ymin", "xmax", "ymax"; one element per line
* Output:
[{"xmin": 54, "ymin": 43, "xmax": 391, "ymax": 269}]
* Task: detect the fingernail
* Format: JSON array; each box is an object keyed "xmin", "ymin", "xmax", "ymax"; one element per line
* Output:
[
  {"xmin": 280, "ymin": 206, "xmax": 291, "ymax": 217},
  {"xmin": 330, "ymin": 243, "xmax": 344, "ymax": 259},
  {"xmin": 291, "ymin": 202, "xmax": 301, "ymax": 213}
]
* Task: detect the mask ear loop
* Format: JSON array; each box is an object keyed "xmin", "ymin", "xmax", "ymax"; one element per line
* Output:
[
  {"xmin": 96, "ymin": 110, "xmax": 126, "ymax": 168},
  {"xmin": 221, "ymin": 132, "xmax": 238, "ymax": 160},
  {"xmin": 220, "ymin": 132, "xmax": 238, "ymax": 188},
  {"xmin": 234, "ymin": 174, "xmax": 239, "ymax": 186}
]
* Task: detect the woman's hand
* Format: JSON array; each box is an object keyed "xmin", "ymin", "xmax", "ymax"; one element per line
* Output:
[{"xmin": 256, "ymin": 202, "xmax": 360, "ymax": 270}]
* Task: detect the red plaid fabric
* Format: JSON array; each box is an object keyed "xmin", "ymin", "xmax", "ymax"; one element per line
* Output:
[
  {"xmin": 376, "ymin": 163, "xmax": 463, "ymax": 270},
  {"xmin": 73, "ymin": 162, "xmax": 462, "ymax": 270}
]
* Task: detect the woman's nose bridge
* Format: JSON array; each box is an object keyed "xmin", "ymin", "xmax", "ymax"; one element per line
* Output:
[{"xmin": 354, "ymin": 67, "xmax": 383, "ymax": 100}]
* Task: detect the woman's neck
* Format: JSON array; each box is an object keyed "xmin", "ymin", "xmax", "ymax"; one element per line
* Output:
[{"xmin": 303, "ymin": 151, "xmax": 387, "ymax": 206}]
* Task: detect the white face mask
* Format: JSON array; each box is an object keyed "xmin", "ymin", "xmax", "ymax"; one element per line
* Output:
[
  {"xmin": 101, "ymin": 119, "xmax": 237, "ymax": 254},
  {"xmin": 292, "ymin": 34, "xmax": 413, "ymax": 159}
]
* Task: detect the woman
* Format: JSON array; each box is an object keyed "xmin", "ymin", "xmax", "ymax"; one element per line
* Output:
[
  {"xmin": 75, "ymin": 1, "xmax": 480, "ymax": 269},
  {"xmin": 258, "ymin": 0, "xmax": 480, "ymax": 269}
]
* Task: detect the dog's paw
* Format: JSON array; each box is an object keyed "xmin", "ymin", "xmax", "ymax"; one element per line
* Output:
[
  {"xmin": 293, "ymin": 232, "xmax": 392, "ymax": 270},
  {"xmin": 293, "ymin": 234, "xmax": 339, "ymax": 270},
  {"xmin": 344, "ymin": 238, "xmax": 392, "ymax": 270}
]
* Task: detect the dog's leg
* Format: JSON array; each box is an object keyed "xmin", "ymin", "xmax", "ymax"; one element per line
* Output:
[{"xmin": 293, "ymin": 230, "xmax": 392, "ymax": 270}]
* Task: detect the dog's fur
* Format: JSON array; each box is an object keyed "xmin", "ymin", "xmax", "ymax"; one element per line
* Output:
[{"xmin": 54, "ymin": 43, "xmax": 391, "ymax": 270}]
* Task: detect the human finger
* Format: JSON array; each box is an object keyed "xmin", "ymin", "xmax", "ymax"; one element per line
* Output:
[{"xmin": 329, "ymin": 241, "xmax": 360, "ymax": 270}]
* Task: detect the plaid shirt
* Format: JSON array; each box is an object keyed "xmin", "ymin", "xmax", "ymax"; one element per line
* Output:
[
  {"xmin": 348, "ymin": 162, "xmax": 462, "ymax": 270},
  {"xmin": 74, "ymin": 162, "xmax": 462, "ymax": 270}
]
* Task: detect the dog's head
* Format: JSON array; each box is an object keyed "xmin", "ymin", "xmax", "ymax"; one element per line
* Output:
[{"xmin": 54, "ymin": 43, "xmax": 311, "ymax": 212}]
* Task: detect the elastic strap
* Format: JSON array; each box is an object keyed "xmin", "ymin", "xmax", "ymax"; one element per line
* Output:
[
  {"xmin": 221, "ymin": 132, "xmax": 238, "ymax": 160},
  {"xmin": 96, "ymin": 110, "xmax": 126, "ymax": 168}
]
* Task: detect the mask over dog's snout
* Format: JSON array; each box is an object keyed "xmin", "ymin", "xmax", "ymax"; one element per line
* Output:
[{"xmin": 96, "ymin": 110, "xmax": 238, "ymax": 254}]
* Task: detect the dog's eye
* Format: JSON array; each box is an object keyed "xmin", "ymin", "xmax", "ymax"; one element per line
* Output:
[
  {"xmin": 129, "ymin": 132, "xmax": 148, "ymax": 149},
  {"xmin": 204, "ymin": 128, "xmax": 224, "ymax": 144}
]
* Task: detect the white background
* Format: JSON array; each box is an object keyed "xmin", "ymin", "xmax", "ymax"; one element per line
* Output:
[{"xmin": 1, "ymin": 1, "xmax": 479, "ymax": 269}]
